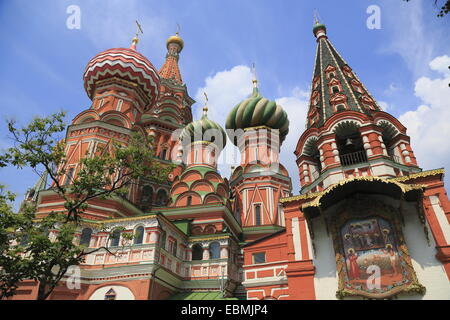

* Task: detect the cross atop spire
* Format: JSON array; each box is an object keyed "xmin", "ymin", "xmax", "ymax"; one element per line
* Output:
[
  {"xmin": 202, "ymin": 92, "xmax": 209, "ymax": 117},
  {"xmin": 251, "ymin": 62, "xmax": 258, "ymax": 88},
  {"xmin": 306, "ymin": 21, "xmax": 381, "ymax": 128},
  {"xmin": 130, "ymin": 20, "xmax": 143, "ymax": 50}
]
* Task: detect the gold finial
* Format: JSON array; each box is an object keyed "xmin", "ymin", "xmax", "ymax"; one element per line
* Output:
[
  {"xmin": 313, "ymin": 10, "xmax": 321, "ymax": 25},
  {"xmin": 203, "ymin": 92, "xmax": 209, "ymax": 116},
  {"xmin": 176, "ymin": 23, "xmax": 181, "ymax": 36},
  {"xmin": 251, "ymin": 62, "xmax": 258, "ymax": 88},
  {"xmin": 131, "ymin": 20, "xmax": 143, "ymax": 49}
]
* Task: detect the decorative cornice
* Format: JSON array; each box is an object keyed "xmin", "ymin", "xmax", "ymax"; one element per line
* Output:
[{"xmin": 392, "ymin": 169, "xmax": 444, "ymax": 182}]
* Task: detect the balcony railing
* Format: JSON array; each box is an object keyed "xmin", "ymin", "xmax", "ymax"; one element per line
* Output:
[
  {"xmin": 339, "ymin": 150, "xmax": 368, "ymax": 167},
  {"xmin": 389, "ymin": 154, "xmax": 401, "ymax": 164}
]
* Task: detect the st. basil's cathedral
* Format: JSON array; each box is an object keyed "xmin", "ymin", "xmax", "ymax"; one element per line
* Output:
[{"xmin": 12, "ymin": 21, "xmax": 450, "ymax": 300}]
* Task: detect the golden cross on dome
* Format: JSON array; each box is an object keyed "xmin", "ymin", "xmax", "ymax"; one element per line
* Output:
[
  {"xmin": 251, "ymin": 62, "xmax": 258, "ymax": 88},
  {"xmin": 313, "ymin": 9, "xmax": 321, "ymax": 25},
  {"xmin": 176, "ymin": 23, "xmax": 181, "ymax": 35},
  {"xmin": 203, "ymin": 92, "xmax": 209, "ymax": 116},
  {"xmin": 131, "ymin": 20, "xmax": 143, "ymax": 49},
  {"xmin": 135, "ymin": 20, "xmax": 144, "ymax": 37}
]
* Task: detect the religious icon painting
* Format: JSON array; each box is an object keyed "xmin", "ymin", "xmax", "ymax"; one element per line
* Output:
[
  {"xmin": 104, "ymin": 288, "xmax": 117, "ymax": 300},
  {"xmin": 330, "ymin": 199, "xmax": 425, "ymax": 299}
]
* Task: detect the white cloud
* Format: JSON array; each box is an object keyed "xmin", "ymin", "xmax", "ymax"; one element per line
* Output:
[
  {"xmin": 378, "ymin": 100, "xmax": 390, "ymax": 111},
  {"xmin": 193, "ymin": 66, "xmax": 309, "ymax": 191},
  {"xmin": 429, "ymin": 54, "xmax": 450, "ymax": 75},
  {"xmin": 382, "ymin": 0, "xmax": 435, "ymax": 78},
  {"xmin": 194, "ymin": 65, "xmax": 253, "ymax": 178},
  {"xmin": 276, "ymin": 92, "xmax": 309, "ymax": 192},
  {"xmin": 399, "ymin": 55, "xmax": 450, "ymax": 171},
  {"xmin": 383, "ymin": 83, "xmax": 399, "ymax": 96}
]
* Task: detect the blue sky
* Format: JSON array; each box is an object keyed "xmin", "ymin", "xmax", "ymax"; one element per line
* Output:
[{"xmin": 0, "ymin": 0, "xmax": 449, "ymax": 207}]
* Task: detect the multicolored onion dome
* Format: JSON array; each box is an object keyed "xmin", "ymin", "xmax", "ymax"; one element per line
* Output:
[
  {"xmin": 169, "ymin": 166, "xmax": 231, "ymax": 208},
  {"xmin": 83, "ymin": 47, "xmax": 160, "ymax": 104},
  {"xmin": 180, "ymin": 111, "xmax": 227, "ymax": 149},
  {"xmin": 225, "ymin": 86, "xmax": 289, "ymax": 144},
  {"xmin": 166, "ymin": 32, "xmax": 184, "ymax": 51}
]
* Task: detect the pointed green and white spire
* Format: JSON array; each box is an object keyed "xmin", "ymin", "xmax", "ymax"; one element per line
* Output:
[{"xmin": 307, "ymin": 18, "xmax": 383, "ymax": 128}]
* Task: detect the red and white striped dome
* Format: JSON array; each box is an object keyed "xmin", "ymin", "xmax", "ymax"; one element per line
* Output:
[{"xmin": 83, "ymin": 47, "xmax": 160, "ymax": 105}]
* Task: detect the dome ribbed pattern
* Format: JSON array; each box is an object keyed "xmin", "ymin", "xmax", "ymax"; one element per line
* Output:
[
  {"xmin": 181, "ymin": 114, "xmax": 227, "ymax": 149},
  {"xmin": 225, "ymin": 87, "xmax": 289, "ymax": 144},
  {"xmin": 83, "ymin": 48, "xmax": 160, "ymax": 104}
]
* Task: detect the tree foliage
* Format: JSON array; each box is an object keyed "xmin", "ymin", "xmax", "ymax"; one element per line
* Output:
[
  {"xmin": 0, "ymin": 112, "xmax": 173, "ymax": 299},
  {"xmin": 404, "ymin": 0, "xmax": 450, "ymax": 17}
]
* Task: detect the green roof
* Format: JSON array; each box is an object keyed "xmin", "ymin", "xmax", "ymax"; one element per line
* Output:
[{"xmin": 168, "ymin": 291, "xmax": 239, "ymax": 300}]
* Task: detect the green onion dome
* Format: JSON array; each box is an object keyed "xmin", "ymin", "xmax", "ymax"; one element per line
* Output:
[
  {"xmin": 180, "ymin": 109, "xmax": 227, "ymax": 149},
  {"xmin": 313, "ymin": 23, "xmax": 327, "ymax": 37},
  {"xmin": 225, "ymin": 86, "xmax": 289, "ymax": 145}
]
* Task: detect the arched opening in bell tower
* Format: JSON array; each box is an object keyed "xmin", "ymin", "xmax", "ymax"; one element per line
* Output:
[{"xmin": 334, "ymin": 122, "xmax": 367, "ymax": 166}]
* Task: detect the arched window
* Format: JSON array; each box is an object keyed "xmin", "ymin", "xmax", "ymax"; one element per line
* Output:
[
  {"xmin": 80, "ymin": 228, "xmax": 93, "ymax": 246},
  {"xmin": 141, "ymin": 185, "xmax": 153, "ymax": 204},
  {"xmin": 173, "ymin": 239, "xmax": 178, "ymax": 256},
  {"xmin": 209, "ymin": 242, "xmax": 220, "ymax": 259},
  {"xmin": 192, "ymin": 244, "xmax": 203, "ymax": 261},
  {"xmin": 156, "ymin": 189, "xmax": 168, "ymax": 206},
  {"xmin": 116, "ymin": 99, "xmax": 123, "ymax": 111},
  {"xmin": 187, "ymin": 195, "xmax": 192, "ymax": 206},
  {"xmin": 161, "ymin": 149, "xmax": 167, "ymax": 160},
  {"xmin": 255, "ymin": 204, "xmax": 262, "ymax": 226},
  {"xmin": 134, "ymin": 226, "xmax": 144, "ymax": 245},
  {"xmin": 332, "ymin": 85, "xmax": 340, "ymax": 94},
  {"xmin": 335, "ymin": 122, "xmax": 367, "ymax": 167},
  {"xmin": 110, "ymin": 229, "xmax": 121, "ymax": 247},
  {"xmin": 65, "ymin": 167, "xmax": 75, "ymax": 186}
]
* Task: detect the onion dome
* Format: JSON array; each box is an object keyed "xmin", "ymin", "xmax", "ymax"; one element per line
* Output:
[
  {"xmin": 313, "ymin": 23, "xmax": 326, "ymax": 37},
  {"xmin": 83, "ymin": 45, "xmax": 160, "ymax": 105},
  {"xmin": 166, "ymin": 32, "xmax": 184, "ymax": 52},
  {"xmin": 225, "ymin": 85, "xmax": 289, "ymax": 145},
  {"xmin": 169, "ymin": 166, "xmax": 231, "ymax": 208},
  {"xmin": 180, "ymin": 105, "xmax": 227, "ymax": 149}
]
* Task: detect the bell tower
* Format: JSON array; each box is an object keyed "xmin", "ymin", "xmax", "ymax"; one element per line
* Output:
[
  {"xmin": 295, "ymin": 21, "xmax": 421, "ymax": 193},
  {"xmin": 137, "ymin": 31, "xmax": 195, "ymax": 210}
]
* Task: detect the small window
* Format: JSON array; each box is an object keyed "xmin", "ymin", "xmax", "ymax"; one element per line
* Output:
[
  {"xmin": 252, "ymin": 252, "xmax": 266, "ymax": 264},
  {"xmin": 332, "ymin": 86, "xmax": 340, "ymax": 94},
  {"xmin": 329, "ymin": 72, "xmax": 335, "ymax": 79},
  {"xmin": 141, "ymin": 185, "xmax": 153, "ymax": 204},
  {"xmin": 187, "ymin": 196, "xmax": 192, "ymax": 206},
  {"xmin": 209, "ymin": 242, "xmax": 220, "ymax": 259},
  {"xmin": 156, "ymin": 189, "xmax": 168, "ymax": 206},
  {"xmin": 255, "ymin": 204, "xmax": 262, "ymax": 226},
  {"xmin": 80, "ymin": 228, "xmax": 92, "ymax": 246},
  {"xmin": 161, "ymin": 149, "xmax": 167, "ymax": 160},
  {"xmin": 98, "ymin": 99, "xmax": 104, "ymax": 108},
  {"xmin": 192, "ymin": 243, "xmax": 203, "ymax": 261},
  {"xmin": 194, "ymin": 150, "xmax": 199, "ymax": 163},
  {"xmin": 116, "ymin": 99, "xmax": 123, "ymax": 111},
  {"xmin": 134, "ymin": 226, "xmax": 144, "ymax": 245},
  {"xmin": 110, "ymin": 229, "xmax": 121, "ymax": 247},
  {"xmin": 336, "ymin": 104, "xmax": 346, "ymax": 112},
  {"xmin": 173, "ymin": 240, "xmax": 178, "ymax": 256},
  {"xmin": 65, "ymin": 167, "xmax": 75, "ymax": 186},
  {"xmin": 160, "ymin": 230, "xmax": 167, "ymax": 250}
]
